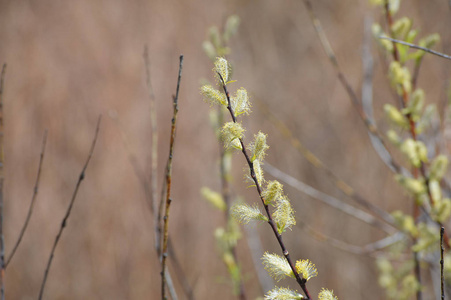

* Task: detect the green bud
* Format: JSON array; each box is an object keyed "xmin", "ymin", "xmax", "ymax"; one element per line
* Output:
[
  {"xmin": 202, "ymin": 41, "xmax": 217, "ymax": 61},
  {"xmin": 201, "ymin": 187, "xmax": 227, "ymax": 211},
  {"xmin": 389, "ymin": 0, "xmax": 400, "ymax": 14},
  {"xmin": 214, "ymin": 57, "xmax": 232, "ymax": 84},
  {"xmin": 209, "ymin": 26, "xmax": 221, "ymax": 49},
  {"xmin": 386, "ymin": 130, "xmax": 401, "ymax": 147},
  {"xmin": 429, "ymin": 180, "xmax": 442, "ymax": 203},
  {"xmin": 250, "ymin": 132, "xmax": 269, "ymax": 162},
  {"xmin": 391, "ymin": 17, "xmax": 412, "ymax": 40},
  {"xmin": 231, "ymin": 88, "xmax": 251, "ymax": 116},
  {"xmin": 395, "ymin": 175, "xmax": 426, "ymax": 195},
  {"xmin": 201, "ymin": 84, "xmax": 227, "ymax": 106},
  {"xmin": 404, "ymin": 89, "xmax": 425, "ymax": 121},
  {"xmin": 223, "ymin": 15, "xmax": 240, "ymax": 43},
  {"xmin": 389, "ymin": 61, "xmax": 412, "ymax": 95},
  {"xmin": 432, "ymin": 198, "xmax": 451, "ymax": 223},
  {"xmin": 372, "ymin": 23, "xmax": 393, "ymax": 53},
  {"xmin": 221, "ymin": 122, "xmax": 245, "ymax": 149},
  {"xmin": 384, "ymin": 104, "xmax": 408, "ymax": 128},
  {"xmin": 430, "ymin": 155, "xmax": 448, "ymax": 180}
]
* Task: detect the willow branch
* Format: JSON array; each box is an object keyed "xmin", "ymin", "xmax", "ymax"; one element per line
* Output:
[
  {"xmin": 257, "ymin": 102, "xmax": 396, "ymax": 227},
  {"xmin": 161, "ymin": 55, "xmax": 183, "ymax": 300},
  {"xmin": 264, "ymin": 163, "xmax": 396, "ymax": 234},
  {"xmin": 379, "ymin": 36, "xmax": 451, "ymax": 61},
  {"xmin": 301, "ymin": 0, "xmax": 403, "ymax": 175},
  {"xmin": 38, "ymin": 116, "xmax": 101, "ymax": 300},
  {"xmin": 219, "ymin": 75, "xmax": 311, "ymax": 299},
  {"xmin": 5, "ymin": 130, "xmax": 48, "ymax": 268}
]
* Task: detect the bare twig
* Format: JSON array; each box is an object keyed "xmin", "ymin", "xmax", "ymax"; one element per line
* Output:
[
  {"xmin": 161, "ymin": 55, "xmax": 183, "ymax": 300},
  {"xmin": 298, "ymin": 220, "xmax": 404, "ymax": 256},
  {"xmin": 301, "ymin": 0, "xmax": 403, "ymax": 175},
  {"xmin": 243, "ymin": 223, "xmax": 274, "ymax": 293},
  {"xmin": 257, "ymin": 102, "xmax": 396, "ymax": 227},
  {"xmin": 5, "ymin": 130, "xmax": 48, "ymax": 268},
  {"xmin": 264, "ymin": 163, "xmax": 396, "ymax": 234},
  {"xmin": 379, "ymin": 36, "xmax": 451, "ymax": 61},
  {"xmin": 219, "ymin": 74, "xmax": 312, "ymax": 299},
  {"xmin": 38, "ymin": 116, "xmax": 101, "ymax": 300},
  {"xmin": 0, "ymin": 63, "xmax": 6, "ymax": 300},
  {"xmin": 442, "ymin": 227, "xmax": 445, "ymax": 300}
]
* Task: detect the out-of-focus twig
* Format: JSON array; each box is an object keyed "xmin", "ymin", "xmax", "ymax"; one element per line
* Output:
[
  {"xmin": 5, "ymin": 130, "xmax": 48, "ymax": 268},
  {"xmin": 257, "ymin": 102, "xmax": 396, "ymax": 227},
  {"xmin": 301, "ymin": 0, "xmax": 403, "ymax": 175},
  {"xmin": 38, "ymin": 116, "xmax": 101, "ymax": 300},
  {"xmin": 0, "ymin": 63, "xmax": 6, "ymax": 300},
  {"xmin": 379, "ymin": 36, "xmax": 451, "ymax": 61},
  {"xmin": 161, "ymin": 55, "xmax": 183, "ymax": 300},
  {"xmin": 264, "ymin": 163, "xmax": 396, "ymax": 234},
  {"xmin": 298, "ymin": 220, "xmax": 404, "ymax": 255},
  {"xmin": 243, "ymin": 223, "xmax": 274, "ymax": 293}
]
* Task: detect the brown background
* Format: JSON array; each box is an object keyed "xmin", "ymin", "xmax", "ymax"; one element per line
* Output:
[{"xmin": 0, "ymin": 0, "xmax": 450, "ymax": 299}]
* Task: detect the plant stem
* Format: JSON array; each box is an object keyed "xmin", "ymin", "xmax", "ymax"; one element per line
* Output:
[
  {"xmin": 38, "ymin": 116, "xmax": 101, "ymax": 300},
  {"xmin": 5, "ymin": 130, "xmax": 47, "ymax": 268},
  {"xmin": 161, "ymin": 55, "xmax": 183, "ymax": 300},
  {"xmin": 219, "ymin": 75, "xmax": 311, "ymax": 299}
]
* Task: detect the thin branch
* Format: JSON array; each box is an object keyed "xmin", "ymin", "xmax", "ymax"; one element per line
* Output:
[
  {"xmin": 442, "ymin": 227, "xmax": 445, "ymax": 300},
  {"xmin": 0, "ymin": 63, "xmax": 6, "ymax": 300},
  {"xmin": 243, "ymin": 223, "xmax": 274, "ymax": 293},
  {"xmin": 264, "ymin": 163, "xmax": 396, "ymax": 234},
  {"xmin": 298, "ymin": 220, "xmax": 404, "ymax": 256},
  {"xmin": 379, "ymin": 36, "xmax": 451, "ymax": 61},
  {"xmin": 5, "ymin": 130, "xmax": 48, "ymax": 268},
  {"xmin": 256, "ymin": 102, "xmax": 396, "ymax": 227},
  {"xmin": 219, "ymin": 75, "xmax": 312, "ymax": 299},
  {"xmin": 161, "ymin": 55, "xmax": 183, "ymax": 300},
  {"xmin": 38, "ymin": 116, "xmax": 101, "ymax": 300},
  {"xmin": 301, "ymin": 0, "xmax": 403, "ymax": 175}
]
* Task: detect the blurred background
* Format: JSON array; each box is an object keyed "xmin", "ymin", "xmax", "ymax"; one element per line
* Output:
[{"xmin": 0, "ymin": 0, "xmax": 450, "ymax": 299}]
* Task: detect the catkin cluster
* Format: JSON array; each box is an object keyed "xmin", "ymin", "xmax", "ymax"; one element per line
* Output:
[{"xmin": 201, "ymin": 57, "xmax": 337, "ymax": 300}]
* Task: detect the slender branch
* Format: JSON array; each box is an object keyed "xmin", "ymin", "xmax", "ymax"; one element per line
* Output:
[
  {"xmin": 264, "ymin": 163, "xmax": 396, "ymax": 234},
  {"xmin": 0, "ymin": 63, "xmax": 6, "ymax": 300},
  {"xmin": 243, "ymin": 223, "xmax": 274, "ymax": 293},
  {"xmin": 5, "ymin": 130, "xmax": 48, "ymax": 268},
  {"xmin": 441, "ymin": 227, "xmax": 445, "ymax": 300},
  {"xmin": 257, "ymin": 101, "xmax": 396, "ymax": 227},
  {"xmin": 219, "ymin": 75, "xmax": 311, "ymax": 299},
  {"xmin": 38, "ymin": 116, "xmax": 101, "ymax": 300},
  {"xmin": 301, "ymin": 0, "xmax": 403, "ymax": 175},
  {"xmin": 298, "ymin": 220, "xmax": 404, "ymax": 256},
  {"xmin": 161, "ymin": 55, "xmax": 183, "ymax": 300},
  {"xmin": 379, "ymin": 36, "xmax": 451, "ymax": 61}
]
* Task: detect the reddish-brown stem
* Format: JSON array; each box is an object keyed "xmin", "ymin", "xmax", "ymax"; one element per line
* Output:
[
  {"xmin": 219, "ymin": 74, "xmax": 311, "ymax": 299},
  {"xmin": 161, "ymin": 55, "xmax": 183, "ymax": 300}
]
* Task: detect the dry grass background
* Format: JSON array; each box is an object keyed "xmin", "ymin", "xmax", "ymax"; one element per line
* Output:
[{"xmin": 0, "ymin": 0, "xmax": 450, "ymax": 299}]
